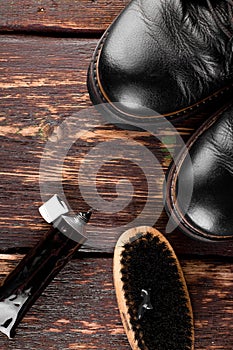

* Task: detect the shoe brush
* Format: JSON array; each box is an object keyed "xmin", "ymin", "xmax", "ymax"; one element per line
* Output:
[{"xmin": 113, "ymin": 226, "xmax": 194, "ymax": 350}]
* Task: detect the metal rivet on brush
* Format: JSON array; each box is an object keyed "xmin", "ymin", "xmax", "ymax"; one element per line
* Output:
[{"xmin": 138, "ymin": 289, "xmax": 153, "ymax": 320}]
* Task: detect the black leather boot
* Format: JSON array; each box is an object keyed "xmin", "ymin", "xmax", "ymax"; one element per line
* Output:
[
  {"xmin": 88, "ymin": 0, "xmax": 233, "ymax": 127},
  {"xmin": 165, "ymin": 102, "xmax": 233, "ymax": 242}
]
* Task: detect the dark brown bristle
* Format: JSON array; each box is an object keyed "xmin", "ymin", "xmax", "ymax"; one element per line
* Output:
[{"xmin": 114, "ymin": 227, "xmax": 194, "ymax": 350}]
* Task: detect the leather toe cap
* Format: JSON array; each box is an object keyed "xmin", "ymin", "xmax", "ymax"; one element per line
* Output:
[
  {"xmin": 174, "ymin": 105, "xmax": 233, "ymax": 239},
  {"xmin": 95, "ymin": 0, "xmax": 231, "ymax": 117}
]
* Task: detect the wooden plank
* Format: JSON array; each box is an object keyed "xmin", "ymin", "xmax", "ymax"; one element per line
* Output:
[
  {"xmin": 0, "ymin": 35, "xmax": 96, "ymax": 249},
  {"xmin": 0, "ymin": 35, "xmax": 233, "ymax": 256},
  {"xmin": 0, "ymin": 255, "xmax": 232, "ymax": 349},
  {"xmin": 0, "ymin": 0, "xmax": 128, "ymax": 34}
]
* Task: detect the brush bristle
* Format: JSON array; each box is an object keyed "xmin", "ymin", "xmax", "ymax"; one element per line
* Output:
[{"xmin": 119, "ymin": 231, "xmax": 193, "ymax": 350}]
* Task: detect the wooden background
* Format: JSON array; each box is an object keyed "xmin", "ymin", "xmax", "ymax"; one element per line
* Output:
[{"xmin": 0, "ymin": 2, "xmax": 233, "ymax": 349}]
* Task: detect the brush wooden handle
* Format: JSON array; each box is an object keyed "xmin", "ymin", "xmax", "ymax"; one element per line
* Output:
[{"xmin": 0, "ymin": 227, "xmax": 82, "ymax": 338}]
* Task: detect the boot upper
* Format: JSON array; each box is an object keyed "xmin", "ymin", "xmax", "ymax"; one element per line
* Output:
[
  {"xmin": 98, "ymin": 0, "xmax": 233, "ymax": 115},
  {"xmin": 174, "ymin": 104, "xmax": 233, "ymax": 238}
]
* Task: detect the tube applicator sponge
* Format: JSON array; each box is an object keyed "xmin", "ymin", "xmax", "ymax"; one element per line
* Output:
[{"xmin": 113, "ymin": 226, "xmax": 194, "ymax": 350}]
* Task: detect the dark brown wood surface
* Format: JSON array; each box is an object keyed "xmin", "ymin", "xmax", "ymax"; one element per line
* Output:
[
  {"xmin": 0, "ymin": 2, "xmax": 233, "ymax": 349},
  {"xmin": 0, "ymin": 0, "xmax": 128, "ymax": 34},
  {"xmin": 0, "ymin": 35, "xmax": 233, "ymax": 256}
]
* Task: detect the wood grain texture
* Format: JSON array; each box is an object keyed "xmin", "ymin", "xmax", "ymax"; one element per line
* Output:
[
  {"xmin": 0, "ymin": 0, "xmax": 128, "ymax": 34},
  {"xmin": 0, "ymin": 255, "xmax": 232, "ymax": 349},
  {"xmin": 0, "ymin": 36, "xmax": 233, "ymax": 256},
  {"xmin": 0, "ymin": 35, "xmax": 95, "ymax": 249},
  {"xmin": 0, "ymin": 2, "xmax": 232, "ymax": 349}
]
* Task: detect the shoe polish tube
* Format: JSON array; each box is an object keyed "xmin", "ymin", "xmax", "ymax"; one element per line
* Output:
[{"xmin": 0, "ymin": 195, "xmax": 91, "ymax": 338}]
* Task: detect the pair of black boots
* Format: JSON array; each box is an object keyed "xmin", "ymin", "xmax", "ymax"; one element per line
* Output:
[{"xmin": 88, "ymin": 0, "xmax": 233, "ymax": 242}]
